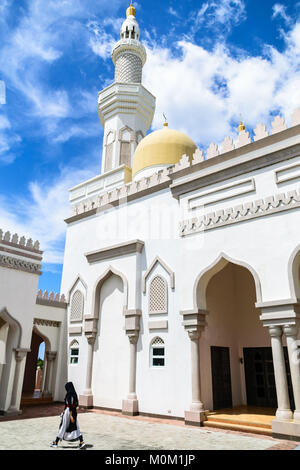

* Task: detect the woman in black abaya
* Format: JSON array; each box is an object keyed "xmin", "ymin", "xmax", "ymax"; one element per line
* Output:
[{"xmin": 50, "ymin": 382, "xmax": 86, "ymax": 449}]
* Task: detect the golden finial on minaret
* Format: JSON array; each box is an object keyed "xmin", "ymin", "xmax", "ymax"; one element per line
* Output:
[
  {"xmin": 126, "ymin": 1, "xmax": 136, "ymax": 17},
  {"xmin": 238, "ymin": 116, "xmax": 245, "ymax": 133}
]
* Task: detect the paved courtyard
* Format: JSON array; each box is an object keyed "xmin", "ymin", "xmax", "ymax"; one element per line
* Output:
[{"xmin": 0, "ymin": 406, "xmax": 298, "ymax": 450}]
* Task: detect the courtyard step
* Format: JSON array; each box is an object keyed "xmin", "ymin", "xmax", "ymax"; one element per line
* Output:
[
  {"xmin": 203, "ymin": 417, "xmax": 273, "ymax": 437},
  {"xmin": 206, "ymin": 415, "xmax": 272, "ymax": 429},
  {"xmin": 21, "ymin": 396, "xmax": 53, "ymax": 406}
]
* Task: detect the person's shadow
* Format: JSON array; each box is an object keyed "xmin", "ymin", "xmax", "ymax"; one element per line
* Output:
[{"xmin": 60, "ymin": 443, "xmax": 93, "ymax": 450}]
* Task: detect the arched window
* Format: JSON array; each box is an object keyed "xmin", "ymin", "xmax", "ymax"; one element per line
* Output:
[
  {"xmin": 149, "ymin": 275, "xmax": 168, "ymax": 314},
  {"xmin": 69, "ymin": 340, "xmax": 79, "ymax": 364},
  {"xmin": 150, "ymin": 337, "xmax": 165, "ymax": 367},
  {"xmin": 70, "ymin": 290, "xmax": 84, "ymax": 322}
]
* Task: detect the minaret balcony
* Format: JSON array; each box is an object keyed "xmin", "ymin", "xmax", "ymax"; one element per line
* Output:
[{"xmin": 98, "ymin": 82, "xmax": 156, "ymax": 129}]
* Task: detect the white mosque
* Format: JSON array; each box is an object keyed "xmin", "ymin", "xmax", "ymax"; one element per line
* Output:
[{"xmin": 1, "ymin": 3, "xmax": 300, "ymax": 441}]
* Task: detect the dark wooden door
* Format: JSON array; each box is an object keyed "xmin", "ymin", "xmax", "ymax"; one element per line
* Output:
[
  {"xmin": 243, "ymin": 347, "xmax": 295, "ymax": 409},
  {"xmin": 211, "ymin": 346, "xmax": 233, "ymax": 410}
]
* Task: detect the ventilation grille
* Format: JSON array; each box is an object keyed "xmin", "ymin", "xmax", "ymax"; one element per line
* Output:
[
  {"xmin": 149, "ymin": 276, "xmax": 168, "ymax": 314},
  {"xmin": 152, "ymin": 337, "xmax": 164, "ymax": 346},
  {"xmin": 70, "ymin": 290, "xmax": 84, "ymax": 322}
]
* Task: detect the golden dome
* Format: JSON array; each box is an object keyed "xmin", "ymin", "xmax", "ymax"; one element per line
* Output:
[
  {"xmin": 126, "ymin": 2, "xmax": 136, "ymax": 17},
  {"xmin": 132, "ymin": 123, "xmax": 197, "ymax": 177}
]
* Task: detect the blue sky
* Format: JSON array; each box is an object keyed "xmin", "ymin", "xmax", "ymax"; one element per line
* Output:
[{"xmin": 0, "ymin": 0, "xmax": 300, "ymax": 294}]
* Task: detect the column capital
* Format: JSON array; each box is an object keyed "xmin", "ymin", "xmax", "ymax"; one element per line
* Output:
[
  {"xmin": 268, "ymin": 325, "xmax": 283, "ymax": 337},
  {"xmin": 188, "ymin": 330, "xmax": 201, "ymax": 341},
  {"xmin": 124, "ymin": 310, "xmax": 141, "ymax": 338},
  {"xmin": 128, "ymin": 333, "xmax": 139, "ymax": 344},
  {"xmin": 258, "ymin": 299, "xmax": 300, "ymax": 328},
  {"xmin": 45, "ymin": 351, "xmax": 57, "ymax": 361},
  {"xmin": 86, "ymin": 334, "xmax": 96, "ymax": 345},
  {"xmin": 283, "ymin": 324, "xmax": 299, "ymax": 337},
  {"xmin": 14, "ymin": 348, "xmax": 30, "ymax": 362},
  {"xmin": 181, "ymin": 308, "xmax": 208, "ymax": 337}
]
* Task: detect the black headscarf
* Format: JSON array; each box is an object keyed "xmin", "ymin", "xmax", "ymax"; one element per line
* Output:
[{"xmin": 64, "ymin": 382, "xmax": 78, "ymax": 408}]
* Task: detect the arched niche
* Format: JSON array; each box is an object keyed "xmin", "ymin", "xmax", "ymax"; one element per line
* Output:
[{"xmin": 193, "ymin": 252, "xmax": 262, "ymax": 311}]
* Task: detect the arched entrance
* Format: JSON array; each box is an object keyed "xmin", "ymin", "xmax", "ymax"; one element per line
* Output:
[
  {"xmin": 194, "ymin": 256, "xmax": 294, "ymax": 430},
  {"xmin": 21, "ymin": 330, "xmax": 44, "ymax": 400},
  {"xmin": 21, "ymin": 328, "xmax": 52, "ymax": 405}
]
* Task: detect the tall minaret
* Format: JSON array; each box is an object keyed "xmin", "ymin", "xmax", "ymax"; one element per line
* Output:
[{"xmin": 98, "ymin": 3, "xmax": 156, "ymax": 176}]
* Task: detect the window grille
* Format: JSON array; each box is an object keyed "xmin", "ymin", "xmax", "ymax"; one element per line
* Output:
[
  {"xmin": 149, "ymin": 276, "xmax": 168, "ymax": 314},
  {"xmin": 150, "ymin": 337, "xmax": 165, "ymax": 367},
  {"xmin": 70, "ymin": 340, "xmax": 79, "ymax": 365},
  {"xmin": 70, "ymin": 290, "xmax": 84, "ymax": 322}
]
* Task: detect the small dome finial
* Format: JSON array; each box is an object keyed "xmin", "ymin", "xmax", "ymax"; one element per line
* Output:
[
  {"xmin": 238, "ymin": 114, "xmax": 245, "ymax": 133},
  {"xmin": 126, "ymin": 2, "xmax": 136, "ymax": 17},
  {"xmin": 163, "ymin": 113, "xmax": 168, "ymax": 127}
]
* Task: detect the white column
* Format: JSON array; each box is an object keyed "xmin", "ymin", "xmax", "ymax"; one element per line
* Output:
[
  {"xmin": 128, "ymin": 334, "xmax": 138, "ymax": 400},
  {"xmin": 269, "ymin": 326, "xmax": 293, "ymax": 420},
  {"xmin": 42, "ymin": 351, "xmax": 56, "ymax": 397},
  {"xmin": 181, "ymin": 308, "xmax": 208, "ymax": 426},
  {"xmin": 188, "ymin": 330, "xmax": 205, "ymax": 414},
  {"xmin": 122, "ymin": 310, "xmax": 141, "ymax": 416},
  {"xmin": 7, "ymin": 349, "xmax": 29, "ymax": 415},
  {"xmin": 283, "ymin": 324, "xmax": 300, "ymax": 422},
  {"xmin": 79, "ymin": 335, "xmax": 96, "ymax": 408}
]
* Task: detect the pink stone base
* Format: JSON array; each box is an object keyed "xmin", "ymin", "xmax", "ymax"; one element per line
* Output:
[
  {"xmin": 184, "ymin": 410, "xmax": 207, "ymax": 426},
  {"xmin": 79, "ymin": 394, "xmax": 93, "ymax": 408},
  {"xmin": 122, "ymin": 399, "xmax": 139, "ymax": 416}
]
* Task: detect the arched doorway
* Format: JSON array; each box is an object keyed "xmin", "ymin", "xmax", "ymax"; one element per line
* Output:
[
  {"xmin": 21, "ymin": 328, "xmax": 51, "ymax": 405},
  {"xmin": 21, "ymin": 330, "xmax": 44, "ymax": 398},
  {"xmin": 196, "ymin": 258, "xmax": 294, "ymax": 412}
]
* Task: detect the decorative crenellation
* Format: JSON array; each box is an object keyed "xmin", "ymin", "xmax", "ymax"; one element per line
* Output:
[
  {"xmin": 179, "ymin": 187, "xmax": 300, "ymax": 236},
  {"xmin": 70, "ymin": 165, "xmax": 173, "ymax": 218},
  {"xmin": 198, "ymin": 108, "xmax": 300, "ymax": 163},
  {"xmin": 37, "ymin": 290, "xmax": 66, "ymax": 303},
  {"xmin": 0, "ymin": 229, "xmax": 41, "ymax": 252},
  {"xmin": 69, "ymin": 107, "xmax": 300, "ymax": 220}
]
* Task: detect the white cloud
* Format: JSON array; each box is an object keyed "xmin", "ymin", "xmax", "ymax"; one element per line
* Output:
[
  {"xmin": 0, "ymin": 159, "xmax": 99, "ymax": 263},
  {"xmin": 143, "ymin": 18, "xmax": 300, "ymax": 149},
  {"xmin": 0, "ymin": 113, "xmax": 21, "ymax": 164},
  {"xmin": 188, "ymin": 0, "xmax": 246, "ymax": 39},
  {"xmin": 87, "ymin": 20, "xmax": 119, "ymax": 60},
  {"xmin": 168, "ymin": 7, "xmax": 179, "ymax": 18},
  {"xmin": 272, "ymin": 3, "xmax": 292, "ymax": 25}
]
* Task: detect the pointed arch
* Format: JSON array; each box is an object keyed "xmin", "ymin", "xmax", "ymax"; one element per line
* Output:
[
  {"xmin": 0, "ymin": 308, "xmax": 22, "ymax": 349},
  {"xmin": 118, "ymin": 125, "xmax": 134, "ymax": 142},
  {"xmin": 193, "ymin": 252, "xmax": 262, "ymax": 310},
  {"xmin": 67, "ymin": 274, "xmax": 88, "ymax": 303},
  {"xmin": 143, "ymin": 256, "xmax": 175, "ymax": 293},
  {"xmin": 288, "ymin": 244, "xmax": 300, "ymax": 300},
  {"xmin": 91, "ymin": 265, "xmax": 128, "ymax": 320},
  {"xmin": 32, "ymin": 324, "xmax": 51, "ymax": 351}
]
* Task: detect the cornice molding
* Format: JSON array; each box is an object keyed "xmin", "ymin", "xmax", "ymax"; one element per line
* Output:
[
  {"xmin": 171, "ymin": 141, "xmax": 300, "ymax": 200},
  {"xmin": 85, "ymin": 239, "xmax": 144, "ymax": 263},
  {"xmin": 180, "ymin": 187, "xmax": 300, "ymax": 237},
  {"xmin": 0, "ymin": 254, "xmax": 42, "ymax": 275}
]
